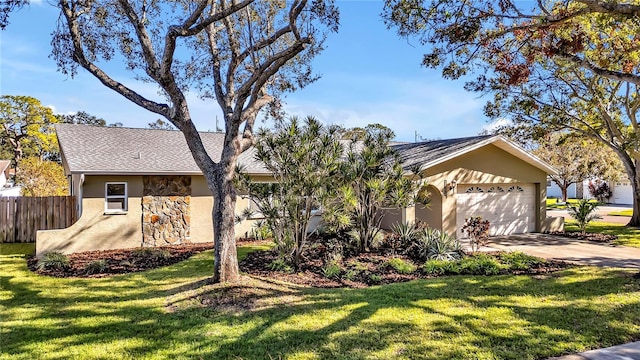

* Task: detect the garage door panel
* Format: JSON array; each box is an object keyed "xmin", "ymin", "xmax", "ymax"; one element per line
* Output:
[{"xmin": 456, "ymin": 184, "xmax": 535, "ymax": 238}]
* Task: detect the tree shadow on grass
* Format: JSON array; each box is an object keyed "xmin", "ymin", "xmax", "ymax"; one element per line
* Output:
[{"xmin": 2, "ymin": 251, "xmax": 639, "ymax": 359}]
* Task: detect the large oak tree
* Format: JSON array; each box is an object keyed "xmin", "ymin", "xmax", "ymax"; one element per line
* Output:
[
  {"xmin": 383, "ymin": 0, "xmax": 640, "ymax": 226},
  {"xmin": 52, "ymin": 0, "xmax": 338, "ymax": 282}
]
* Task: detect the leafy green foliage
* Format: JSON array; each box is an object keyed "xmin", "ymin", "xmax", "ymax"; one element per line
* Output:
[
  {"xmin": 267, "ymin": 258, "xmax": 293, "ymax": 273},
  {"xmin": 16, "ymin": 157, "xmax": 68, "ymax": 196},
  {"xmin": 410, "ymin": 228, "xmax": 462, "ymax": 261},
  {"xmin": 322, "ymin": 259, "xmax": 342, "ymax": 279},
  {"xmin": 37, "ymin": 251, "xmax": 70, "ymax": 271},
  {"xmin": 499, "ymin": 252, "xmax": 545, "ymax": 271},
  {"xmin": 237, "ymin": 116, "xmax": 343, "ymax": 269},
  {"xmin": 422, "ymin": 259, "xmax": 454, "ymax": 276},
  {"xmin": 0, "ymin": 95, "xmax": 59, "ymax": 169},
  {"xmin": 385, "ymin": 258, "xmax": 416, "ymax": 274},
  {"xmin": 322, "ymin": 125, "xmax": 424, "ymax": 253},
  {"xmin": 457, "ymin": 255, "xmax": 504, "ymax": 276},
  {"xmin": 132, "ymin": 248, "xmax": 171, "ymax": 262},
  {"xmin": 567, "ymin": 200, "xmax": 602, "ymax": 234},
  {"xmin": 534, "ymin": 134, "xmax": 622, "ymax": 202},
  {"xmin": 84, "ymin": 259, "xmax": 108, "ymax": 275}
]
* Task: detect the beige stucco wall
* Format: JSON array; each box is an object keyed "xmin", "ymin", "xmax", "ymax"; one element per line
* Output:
[
  {"xmin": 417, "ymin": 144, "xmax": 548, "ymax": 235},
  {"xmin": 381, "ymin": 144, "xmax": 549, "ymax": 237},
  {"xmin": 36, "ymin": 174, "xmax": 260, "ymax": 256}
]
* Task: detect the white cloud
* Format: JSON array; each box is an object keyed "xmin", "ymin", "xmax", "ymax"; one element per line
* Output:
[{"xmin": 482, "ymin": 118, "xmax": 512, "ymax": 134}]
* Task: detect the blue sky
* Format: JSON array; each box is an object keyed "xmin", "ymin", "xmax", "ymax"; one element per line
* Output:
[{"xmin": 1, "ymin": 0, "xmax": 492, "ymax": 142}]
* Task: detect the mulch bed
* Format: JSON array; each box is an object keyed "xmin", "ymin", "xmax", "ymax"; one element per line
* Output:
[
  {"xmin": 239, "ymin": 248, "xmax": 572, "ymax": 289},
  {"xmin": 28, "ymin": 243, "xmax": 214, "ymax": 278},
  {"xmin": 28, "ymin": 238, "xmax": 571, "ymax": 287},
  {"xmin": 546, "ymin": 231, "xmax": 617, "ymax": 243}
]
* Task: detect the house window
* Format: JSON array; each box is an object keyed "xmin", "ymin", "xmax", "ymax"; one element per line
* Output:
[{"xmin": 105, "ymin": 182, "xmax": 128, "ymax": 213}]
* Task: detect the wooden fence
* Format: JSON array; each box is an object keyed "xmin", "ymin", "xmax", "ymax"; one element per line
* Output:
[{"xmin": 0, "ymin": 196, "xmax": 77, "ymax": 243}]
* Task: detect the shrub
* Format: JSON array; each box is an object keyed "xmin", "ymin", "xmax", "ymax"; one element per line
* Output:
[
  {"xmin": 368, "ymin": 274, "xmax": 382, "ymax": 284},
  {"xmin": 500, "ymin": 252, "xmax": 544, "ymax": 270},
  {"xmin": 385, "ymin": 258, "xmax": 416, "ymax": 274},
  {"xmin": 411, "ymin": 228, "xmax": 462, "ymax": 261},
  {"xmin": 422, "ymin": 259, "xmax": 452, "ymax": 275},
  {"xmin": 588, "ymin": 180, "xmax": 612, "ymax": 203},
  {"xmin": 268, "ymin": 258, "xmax": 293, "ymax": 273},
  {"xmin": 250, "ymin": 220, "xmax": 272, "ymax": 240},
  {"xmin": 343, "ymin": 269, "xmax": 358, "ymax": 281},
  {"xmin": 132, "ymin": 247, "xmax": 171, "ymax": 261},
  {"xmin": 322, "ymin": 260, "xmax": 342, "ymax": 279},
  {"xmin": 462, "ymin": 216, "xmax": 490, "ymax": 252},
  {"xmin": 458, "ymin": 254, "xmax": 504, "ymax": 275},
  {"xmin": 37, "ymin": 251, "xmax": 70, "ymax": 271},
  {"xmin": 85, "ymin": 259, "xmax": 108, "ymax": 275},
  {"xmin": 392, "ymin": 221, "xmax": 418, "ymax": 245},
  {"xmin": 567, "ymin": 199, "xmax": 602, "ymax": 234}
]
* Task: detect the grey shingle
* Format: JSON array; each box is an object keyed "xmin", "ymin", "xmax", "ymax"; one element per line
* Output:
[
  {"xmin": 391, "ymin": 135, "xmax": 493, "ymax": 171},
  {"xmin": 56, "ymin": 124, "xmax": 268, "ymax": 175}
]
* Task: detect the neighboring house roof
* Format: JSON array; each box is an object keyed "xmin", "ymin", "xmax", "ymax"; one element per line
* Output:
[
  {"xmin": 392, "ymin": 135, "xmax": 557, "ymax": 175},
  {"xmin": 56, "ymin": 124, "xmax": 267, "ymax": 175}
]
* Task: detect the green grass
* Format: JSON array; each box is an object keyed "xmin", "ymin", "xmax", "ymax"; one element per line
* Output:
[
  {"xmin": 2, "ymin": 245, "xmax": 640, "ymax": 359},
  {"xmin": 565, "ymin": 220, "xmax": 640, "ymax": 248},
  {"xmin": 0, "ymin": 243, "xmax": 35, "ymax": 256},
  {"xmin": 608, "ymin": 209, "xmax": 633, "ymax": 217},
  {"xmin": 547, "ymin": 198, "xmax": 598, "ymax": 209}
]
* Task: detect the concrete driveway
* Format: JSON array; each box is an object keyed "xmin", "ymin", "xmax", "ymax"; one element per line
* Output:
[{"xmin": 487, "ymin": 234, "xmax": 640, "ymax": 268}]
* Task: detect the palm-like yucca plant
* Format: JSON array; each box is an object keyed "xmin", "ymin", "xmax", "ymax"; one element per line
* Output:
[
  {"xmin": 567, "ymin": 199, "xmax": 602, "ymax": 234},
  {"xmin": 392, "ymin": 221, "xmax": 417, "ymax": 245}
]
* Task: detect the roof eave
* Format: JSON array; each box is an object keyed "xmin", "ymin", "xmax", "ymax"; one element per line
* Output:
[{"xmin": 418, "ymin": 135, "xmax": 558, "ymax": 175}]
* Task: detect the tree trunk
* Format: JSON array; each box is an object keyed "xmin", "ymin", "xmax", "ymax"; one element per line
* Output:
[
  {"xmin": 212, "ymin": 163, "xmax": 240, "ymax": 283},
  {"xmin": 629, "ymin": 171, "xmax": 640, "ymax": 227},
  {"xmin": 561, "ymin": 184, "xmax": 568, "ymax": 203}
]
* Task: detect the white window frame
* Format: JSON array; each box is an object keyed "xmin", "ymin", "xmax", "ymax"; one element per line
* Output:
[{"xmin": 105, "ymin": 182, "xmax": 128, "ymax": 214}]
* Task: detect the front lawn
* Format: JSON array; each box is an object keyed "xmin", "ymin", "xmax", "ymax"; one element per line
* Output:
[
  {"xmin": 1, "ymin": 244, "xmax": 639, "ymax": 360},
  {"xmin": 565, "ymin": 221, "xmax": 640, "ymax": 248},
  {"xmin": 608, "ymin": 209, "xmax": 633, "ymax": 217}
]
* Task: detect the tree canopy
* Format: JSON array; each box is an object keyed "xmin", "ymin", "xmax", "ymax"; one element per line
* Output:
[
  {"xmin": 52, "ymin": 0, "xmax": 339, "ymax": 282},
  {"xmin": 16, "ymin": 157, "xmax": 68, "ymax": 196},
  {"xmin": 0, "ymin": 95, "xmax": 59, "ymax": 169}
]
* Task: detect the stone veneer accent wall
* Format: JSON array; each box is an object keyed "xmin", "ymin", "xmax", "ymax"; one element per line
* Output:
[{"xmin": 142, "ymin": 176, "xmax": 191, "ymax": 246}]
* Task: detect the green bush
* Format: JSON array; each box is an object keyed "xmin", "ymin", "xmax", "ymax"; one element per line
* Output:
[
  {"xmin": 132, "ymin": 247, "xmax": 171, "ymax": 261},
  {"xmin": 392, "ymin": 221, "xmax": 418, "ymax": 245},
  {"xmin": 268, "ymin": 258, "xmax": 293, "ymax": 273},
  {"xmin": 37, "ymin": 251, "xmax": 70, "ymax": 271},
  {"xmin": 500, "ymin": 252, "xmax": 545, "ymax": 270},
  {"xmin": 422, "ymin": 259, "xmax": 452, "ymax": 275},
  {"xmin": 368, "ymin": 274, "xmax": 382, "ymax": 283},
  {"xmin": 322, "ymin": 260, "xmax": 342, "ymax": 279},
  {"xmin": 343, "ymin": 269, "xmax": 359, "ymax": 281},
  {"xmin": 567, "ymin": 199, "xmax": 602, "ymax": 234},
  {"xmin": 458, "ymin": 254, "xmax": 505, "ymax": 275},
  {"xmin": 85, "ymin": 259, "xmax": 108, "ymax": 275},
  {"xmin": 411, "ymin": 228, "xmax": 462, "ymax": 261},
  {"xmin": 385, "ymin": 258, "xmax": 417, "ymax": 274}
]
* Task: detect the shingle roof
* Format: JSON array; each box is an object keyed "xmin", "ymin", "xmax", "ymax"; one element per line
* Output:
[
  {"xmin": 56, "ymin": 125, "xmax": 555, "ymax": 176},
  {"xmin": 392, "ymin": 135, "xmax": 493, "ymax": 171},
  {"xmin": 55, "ymin": 124, "xmax": 267, "ymax": 175}
]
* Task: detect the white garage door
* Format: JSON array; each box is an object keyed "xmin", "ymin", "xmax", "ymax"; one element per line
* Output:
[
  {"xmin": 612, "ymin": 182, "xmax": 633, "ymax": 205},
  {"xmin": 456, "ymin": 184, "xmax": 536, "ymax": 238}
]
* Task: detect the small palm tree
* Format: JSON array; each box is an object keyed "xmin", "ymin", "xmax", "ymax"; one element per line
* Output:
[{"xmin": 567, "ymin": 200, "xmax": 602, "ymax": 234}]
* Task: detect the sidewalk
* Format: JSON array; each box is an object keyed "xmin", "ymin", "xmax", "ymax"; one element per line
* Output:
[{"xmin": 549, "ymin": 341, "xmax": 640, "ymax": 359}]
